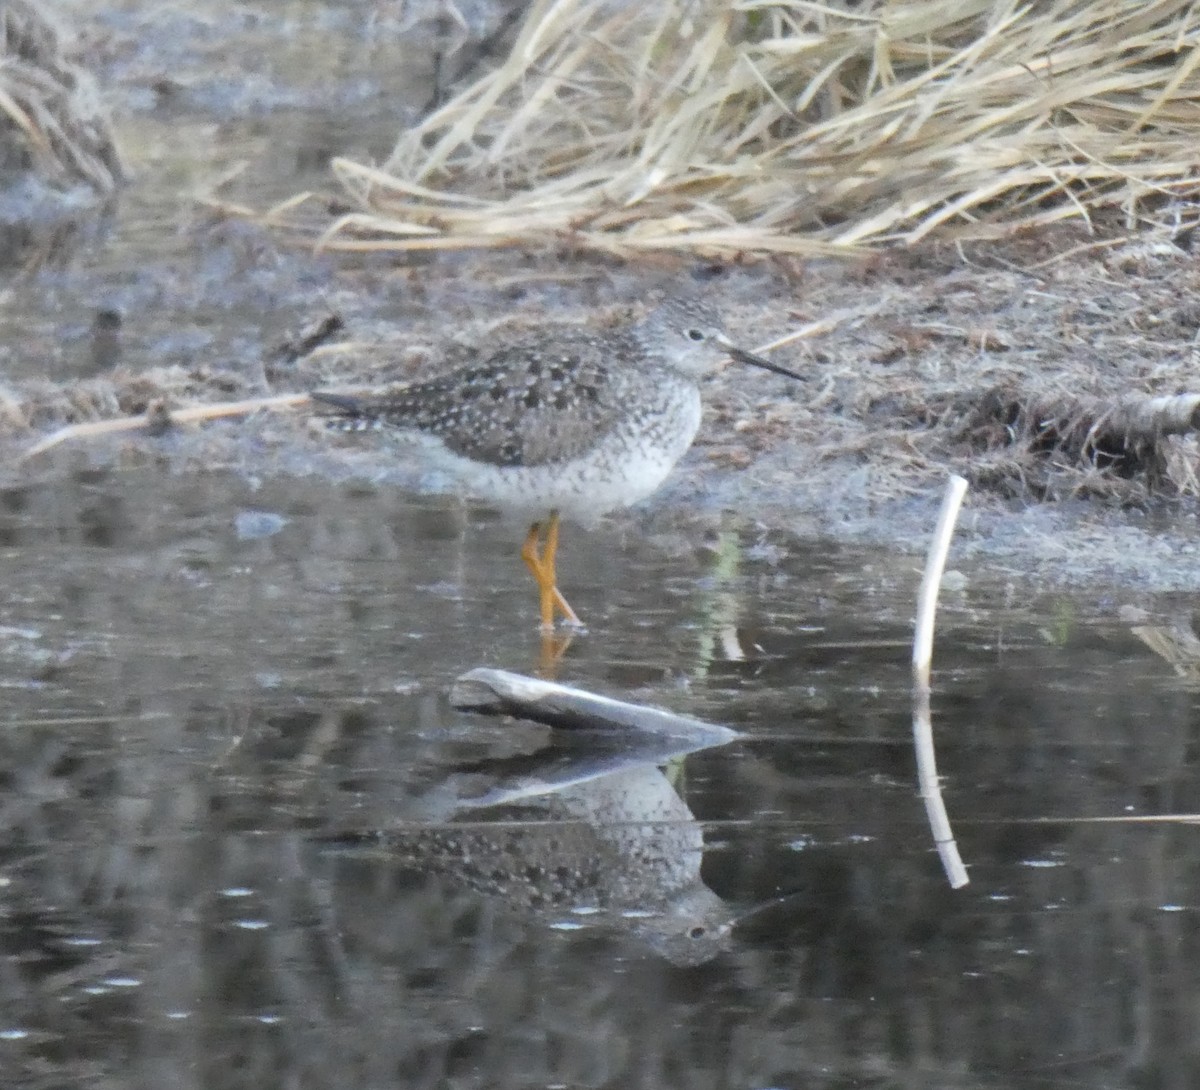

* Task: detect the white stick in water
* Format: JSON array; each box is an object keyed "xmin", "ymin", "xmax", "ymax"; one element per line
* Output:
[{"xmin": 912, "ymin": 474, "xmax": 970, "ymax": 889}]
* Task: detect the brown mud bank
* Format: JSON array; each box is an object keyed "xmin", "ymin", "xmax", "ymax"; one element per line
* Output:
[
  {"xmin": 3, "ymin": 0, "xmax": 1200, "ymax": 595},
  {"xmin": 8, "ymin": 224, "xmax": 1200, "ymax": 596}
]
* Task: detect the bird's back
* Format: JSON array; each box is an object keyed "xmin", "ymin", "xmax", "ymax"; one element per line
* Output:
[{"xmin": 313, "ymin": 326, "xmax": 704, "ymax": 520}]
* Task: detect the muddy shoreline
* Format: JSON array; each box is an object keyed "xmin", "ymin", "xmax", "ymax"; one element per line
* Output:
[{"xmin": 4, "ymin": 1, "xmax": 1200, "ymax": 595}]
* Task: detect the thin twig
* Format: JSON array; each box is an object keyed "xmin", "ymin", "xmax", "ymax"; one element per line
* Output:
[
  {"xmin": 751, "ymin": 305, "xmax": 884, "ymax": 355},
  {"xmin": 912, "ymin": 474, "xmax": 970, "ymax": 889},
  {"xmin": 20, "ymin": 393, "xmax": 311, "ymax": 461}
]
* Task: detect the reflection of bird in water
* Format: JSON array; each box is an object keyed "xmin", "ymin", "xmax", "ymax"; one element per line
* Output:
[
  {"xmin": 312, "ymin": 298, "xmax": 803, "ymax": 631},
  {"xmin": 371, "ymin": 763, "xmax": 736, "ymax": 966}
]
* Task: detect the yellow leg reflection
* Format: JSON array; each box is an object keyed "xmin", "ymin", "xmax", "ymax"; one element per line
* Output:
[{"xmin": 537, "ymin": 629, "xmax": 575, "ymax": 678}]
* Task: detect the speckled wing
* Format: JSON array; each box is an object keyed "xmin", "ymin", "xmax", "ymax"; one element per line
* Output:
[{"xmin": 313, "ymin": 339, "xmax": 627, "ymax": 468}]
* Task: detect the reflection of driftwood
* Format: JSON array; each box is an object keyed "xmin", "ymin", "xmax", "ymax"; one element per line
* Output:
[
  {"xmin": 424, "ymin": 716, "xmax": 739, "ymax": 817},
  {"xmin": 451, "ymin": 667, "xmax": 738, "ymax": 744},
  {"xmin": 912, "ymin": 476, "xmax": 969, "ymax": 890},
  {"xmin": 427, "ymin": 736, "xmax": 730, "ymax": 813}
]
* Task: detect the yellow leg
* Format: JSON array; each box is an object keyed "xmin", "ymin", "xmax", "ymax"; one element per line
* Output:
[
  {"xmin": 541, "ymin": 513, "xmax": 582, "ymax": 623},
  {"xmin": 521, "ymin": 523, "xmax": 556, "ymax": 630},
  {"xmin": 520, "ymin": 511, "xmax": 581, "ymax": 631}
]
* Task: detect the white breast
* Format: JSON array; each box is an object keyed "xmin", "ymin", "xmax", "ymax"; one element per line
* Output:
[{"xmin": 435, "ymin": 384, "xmax": 704, "ymax": 524}]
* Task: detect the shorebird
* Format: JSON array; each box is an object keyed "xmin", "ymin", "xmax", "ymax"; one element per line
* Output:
[
  {"xmin": 312, "ymin": 298, "xmax": 803, "ymax": 630},
  {"xmin": 365, "ymin": 763, "xmax": 739, "ymax": 965}
]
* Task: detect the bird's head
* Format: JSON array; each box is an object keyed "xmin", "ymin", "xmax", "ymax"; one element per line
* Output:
[{"xmin": 633, "ymin": 298, "xmax": 805, "ymax": 383}]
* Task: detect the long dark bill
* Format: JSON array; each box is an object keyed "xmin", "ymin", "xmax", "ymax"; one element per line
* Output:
[
  {"xmin": 720, "ymin": 341, "xmax": 806, "ymax": 382},
  {"xmin": 310, "ymin": 391, "xmax": 366, "ymax": 413}
]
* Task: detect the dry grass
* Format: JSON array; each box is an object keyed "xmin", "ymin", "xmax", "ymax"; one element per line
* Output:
[
  {"xmin": 270, "ymin": 0, "xmax": 1200, "ymax": 257},
  {"xmin": 0, "ymin": 0, "xmax": 124, "ymax": 194}
]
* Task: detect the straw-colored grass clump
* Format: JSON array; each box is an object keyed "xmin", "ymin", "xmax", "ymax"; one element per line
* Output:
[
  {"xmin": 0, "ymin": 0, "xmax": 124, "ymax": 195},
  {"xmin": 305, "ymin": 0, "xmax": 1200, "ymax": 257}
]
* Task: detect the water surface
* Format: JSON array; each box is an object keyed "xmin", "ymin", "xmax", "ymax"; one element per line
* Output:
[
  {"xmin": 2, "ymin": 3, "xmax": 1199, "ymax": 1086},
  {"xmin": 0, "ymin": 468, "xmax": 1196, "ymax": 1088}
]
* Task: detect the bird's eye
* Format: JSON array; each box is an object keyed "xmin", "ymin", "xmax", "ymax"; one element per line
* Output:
[
  {"xmin": 688, "ymin": 925, "xmax": 707, "ymax": 939},
  {"xmin": 686, "ymin": 328, "xmax": 706, "ymax": 342}
]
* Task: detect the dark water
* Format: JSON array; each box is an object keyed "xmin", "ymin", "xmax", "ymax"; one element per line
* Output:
[
  {"xmin": 0, "ymin": 468, "xmax": 1196, "ymax": 1089},
  {"xmin": 3, "ymin": 3, "xmax": 1200, "ymax": 1087}
]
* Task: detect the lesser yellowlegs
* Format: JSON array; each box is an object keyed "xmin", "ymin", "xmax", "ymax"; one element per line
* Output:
[
  {"xmin": 312, "ymin": 298, "xmax": 803, "ymax": 629},
  {"xmin": 378, "ymin": 763, "xmax": 738, "ymax": 964}
]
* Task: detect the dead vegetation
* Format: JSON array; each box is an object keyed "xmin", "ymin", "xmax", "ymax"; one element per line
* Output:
[
  {"xmin": 0, "ymin": 0, "xmax": 124, "ymax": 194},
  {"xmin": 237, "ymin": 0, "xmax": 1200, "ymax": 507},
  {"xmin": 11, "ymin": 0, "xmax": 1200, "ymax": 514},
  {"xmin": 12, "ymin": 231, "xmax": 1200, "ymax": 510},
  {"xmin": 267, "ymin": 0, "xmax": 1200, "ymax": 258}
]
